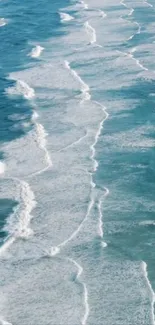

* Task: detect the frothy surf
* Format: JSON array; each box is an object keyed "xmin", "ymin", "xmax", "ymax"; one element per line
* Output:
[
  {"xmin": 99, "ymin": 10, "xmax": 107, "ymax": 18},
  {"xmin": 28, "ymin": 45, "xmax": 44, "ymax": 58},
  {"xmin": 0, "ymin": 162, "xmax": 5, "ymax": 175},
  {"xmin": 59, "ymin": 12, "xmax": 74, "ymax": 22},
  {"xmin": 0, "ymin": 18, "xmax": 7, "ymax": 27},
  {"xmin": 79, "ymin": 1, "xmax": 88, "ymax": 10},
  {"xmin": 3, "ymin": 179, "xmax": 36, "ymax": 240},
  {"xmin": 142, "ymin": 261, "xmax": 155, "ymax": 325},
  {"xmin": 84, "ymin": 21, "xmax": 97, "ymax": 45},
  {"xmin": 6, "ymin": 79, "xmax": 35, "ymax": 100},
  {"xmin": 97, "ymin": 187, "xmax": 109, "ymax": 247},
  {"xmin": 69, "ymin": 258, "xmax": 89, "ymax": 325},
  {"xmin": 64, "ymin": 60, "xmax": 91, "ymax": 101}
]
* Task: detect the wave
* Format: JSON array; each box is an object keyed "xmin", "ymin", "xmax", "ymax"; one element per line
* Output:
[
  {"xmin": 59, "ymin": 12, "xmax": 74, "ymax": 22},
  {"xmin": 0, "ymin": 162, "xmax": 5, "ymax": 175},
  {"xmin": 64, "ymin": 60, "xmax": 91, "ymax": 101},
  {"xmin": 6, "ymin": 79, "xmax": 35, "ymax": 100},
  {"xmin": 142, "ymin": 261, "xmax": 155, "ymax": 324},
  {"xmin": 28, "ymin": 45, "xmax": 44, "ymax": 58},
  {"xmin": 117, "ymin": 49, "xmax": 148, "ymax": 71},
  {"xmin": 0, "ymin": 18, "xmax": 7, "ymax": 27},
  {"xmin": 127, "ymin": 22, "xmax": 141, "ymax": 41},
  {"xmin": 33, "ymin": 123, "xmax": 52, "ymax": 171},
  {"xmin": 128, "ymin": 8, "xmax": 134, "ymax": 16}
]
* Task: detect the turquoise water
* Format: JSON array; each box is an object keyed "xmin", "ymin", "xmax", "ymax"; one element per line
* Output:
[{"xmin": 0, "ymin": 0, "xmax": 155, "ymax": 324}]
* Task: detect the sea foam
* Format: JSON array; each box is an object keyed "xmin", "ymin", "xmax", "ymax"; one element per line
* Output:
[
  {"xmin": 60, "ymin": 12, "xmax": 74, "ymax": 22},
  {"xmin": 0, "ymin": 162, "xmax": 5, "ymax": 175},
  {"xmin": 6, "ymin": 79, "xmax": 35, "ymax": 100},
  {"xmin": 0, "ymin": 18, "xmax": 7, "ymax": 27},
  {"xmin": 28, "ymin": 45, "xmax": 44, "ymax": 58}
]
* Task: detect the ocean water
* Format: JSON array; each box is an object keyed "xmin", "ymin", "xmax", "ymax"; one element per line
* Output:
[{"xmin": 0, "ymin": 0, "xmax": 155, "ymax": 324}]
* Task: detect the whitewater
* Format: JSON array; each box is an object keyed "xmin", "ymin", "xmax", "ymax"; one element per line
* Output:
[{"xmin": 0, "ymin": 0, "xmax": 155, "ymax": 324}]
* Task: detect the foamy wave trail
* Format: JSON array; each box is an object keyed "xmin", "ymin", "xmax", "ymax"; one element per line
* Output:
[
  {"xmin": 69, "ymin": 258, "xmax": 89, "ymax": 325},
  {"xmin": 28, "ymin": 45, "xmax": 44, "ymax": 58},
  {"xmin": 0, "ymin": 18, "xmax": 7, "ymax": 27},
  {"xmin": 90, "ymin": 101, "xmax": 109, "ymax": 172},
  {"xmin": 117, "ymin": 49, "xmax": 148, "ymax": 71},
  {"xmin": 84, "ymin": 21, "xmax": 96, "ymax": 45},
  {"xmin": 64, "ymin": 60, "xmax": 91, "ymax": 101},
  {"xmin": 99, "ymin": 10, "xmax": 107, "ymax": 18},
  {"xmin": 27, "ymin": 123, "xmax": 52, "ymax": 178},
  {"xmin": 0, "ymin": 162, "xmax": 5, "ymax": 175},
  {"xmin": 127, "ymin": 22, "xmax": 141, "ymax": 41},
  {"xmin": 58, "ymin": 131, "xmax": 88, "ymax": 152},
  {"xmin": 79, "ymin": 1, "xmax": 88, "ymax": 9},
  {"xmin": 128, "ymin": 8, "xmax": 134, "ymax": 16},
  {"xmin": 97, "ymin": 187, "xmax": 109, "ymax": 247},
  {"xmin": 0, "ymin": 317, "xmax": 13, "ymax": 325},
  {"xmin": 3, "ymin": 179, "xmax": 36, "ymax": 240},
  {"xmin": 59, "ymin": 12, "xmax": 74, "ymax": 22},
  {"xmin": 142, "ymin": 261, "xmax": 155, "ymax": 325},
  {"xmin": 49, "ymin": 198, "xmax": 94, "ymax": 255},
  {"xmin": 144, "ymin": 0, "xmax": 153, "ymax": 7},
  {"xmin": 6, "ymin": 79, "xmax": 35, "ymax": 100}
]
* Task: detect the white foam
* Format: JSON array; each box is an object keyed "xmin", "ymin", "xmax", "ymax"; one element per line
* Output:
[
  {"xmin": 59, "ymin": 12, "xmax": 74, "ymax": 22},
  {"xmin": 90, "ymin": 101, "xmax": 109, "ymax": 172},
  {"xmin": 58, "ymin": 198, "xmax": 94, "ymax": 249},
  {"xmin": 128, "ymin": 8, "xmax": 134, "ymax": 16},
  {"xmin": 6, "ymin": 79, "xmax": 35, "ymax": 100},
  {"xmin": 0, "ymin": 237, "xmax": 15, "ymax": 257},
  {"xmin": 4, "ymin": 179, "xmax": 36, "ymax": 240},
  {"xmin": 0, "ymin": 18, "xmax": 7, "ymax": 27},
  {"xmin": 79, "ymin": 1, "xmax": 88, "ymax": 9},
  {"xmin": 144, "ymin": 0, "xmax": 153, "ymax": 7},
  {"xmin": 64, "ymin": 60, "xmax": 91, "ymax": 102},
  {"xmin": 31, "ymin": 110, "xmax": 39, "ymax": 121},
  {"xmin": 31, "ymin": 123, "xmax": 52, "ymax": 175},
  {"xmin": 69, "ymin": 258, "xmax": 89, "ymax": 325},
  {"xmin": 58, "ymin": 131, "xmax": 88, "ymax": 152},
  {"xmin": 99, "ymin": 10, "xmax": 107, "ymax": 18},
  {"xmin": 84, "ymin": 21, "xmax": 97, "ymax": 45},
  {"xmin": 48, "ymin": 246, "xmax": 60, "ymax": 256},
  {"xmin": 142, "ymin": 261, "xmax": 155, "ymax": 325},
  {"xmin": 97, "ymin": 187, "xmax": 109, "ymax": 239},
  {"xmin": 0, "ymin": 162, "xmax": 5, "ymax": 175},
  {"xmin": 28, "ymin": 45, "xmax": 44, "ymax": 58},
  {"xmin": 139, "ymin": 220, "xmax": 155, "ymax": 226},
  {"xmin": 0, "ymin": 318, "xmax": 13, "ymax": 325}
]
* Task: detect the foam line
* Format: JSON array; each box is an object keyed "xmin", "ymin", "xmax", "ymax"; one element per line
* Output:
[
  {"xmin": 79, "ymin": 1, "xmax": 88, "ymax": 9},
  {"xmin": 68, "ymin": 258, "xmax": 89, "ymax": 325},
  {"xmin": 90, "ymin": 101, "xmax": 109, "ymax": 172},
  {"xmin": 99, "ymin": 10, "xmax": 107, "ymax": 18},
  {"xmin": 128, "ymin": 8, "xmax": 134, "ymax": 16},
  {"xmin": 0, "ymin": 162, "xmax": 5, "ymax": 175},
  {"xmin": 64, "ymin": 60, "xmax": 91, "ymax": 102},
  {"xmin": 57, "ymin": 131, "xmax": 88, "ymax": 152},
  {"xmin": 84, "ymin": 21, "xmax": 97, "ymax": 45},
  {"xmin": 144, "ymin": 0, "xmax": 153, "ymax": 7},
  {"xmin": 0, "ymin": 236, "xmax": 15, "ymax": 257},
  {"xmin": 117, "ymin": 49, "xmax": 148, "ymax": 71},
  {"xmin": 142, "ymin": 261, "xmax": 155, "ymax": 325},
  {"xmin": 0, "ymin": 318, "xmax": 13, "ymax": 325},
  {"xmin": 28, "ymin": 45, "xmax": 44, "ymax": 58},
  {"xmin": 4, "ymin": 179, "xmax": 36, "ymax": 239},
  {"xmin": 59, "ymin": 12, "xmax": 74, "ymax": 22},
  {"xmin": 0, "ymin": 18, "xmax": 7, "ymax": 27},
  {"xmin": 6, "ymin": 79, "xmax": 35, "ymax": 100},
  {"xmin": 97, "ymin": 187, "xmax": 109, "ymax": 248}
]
